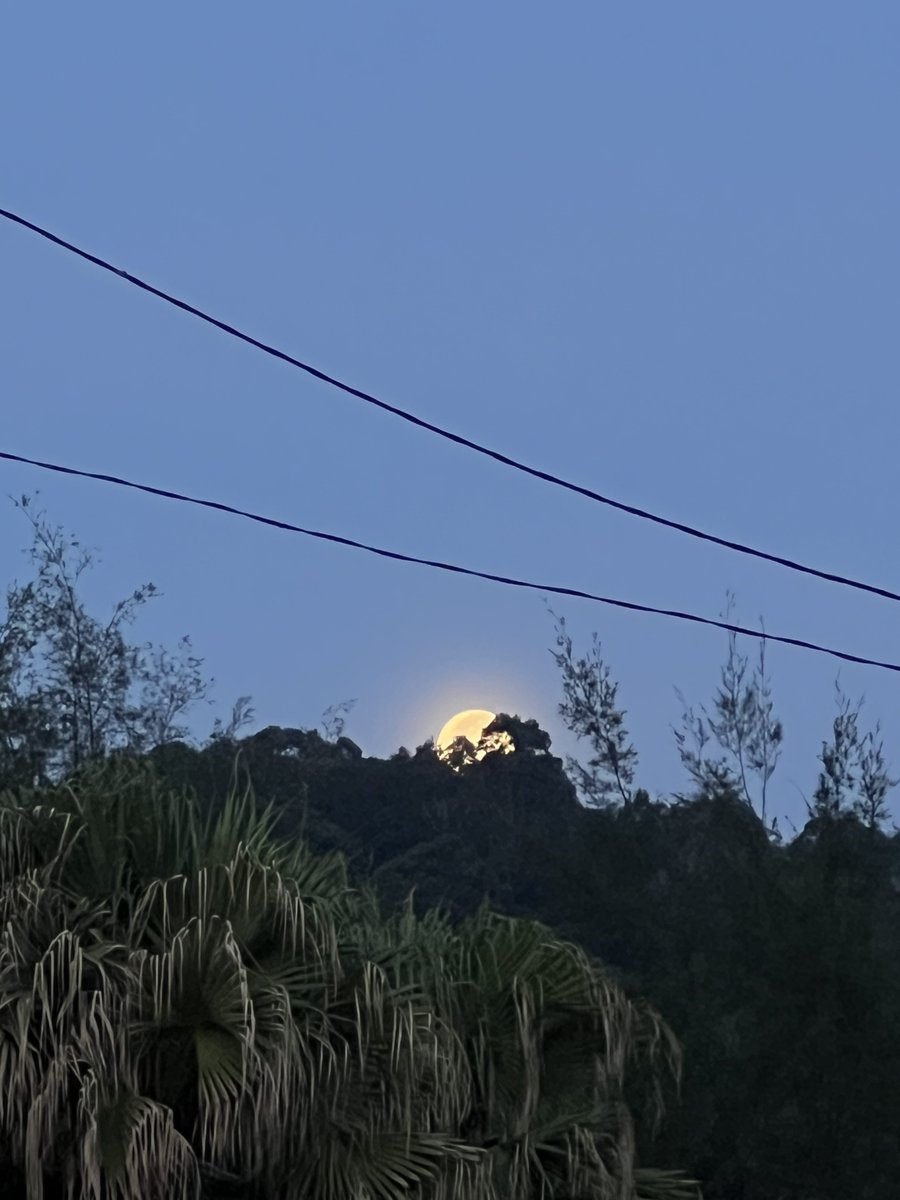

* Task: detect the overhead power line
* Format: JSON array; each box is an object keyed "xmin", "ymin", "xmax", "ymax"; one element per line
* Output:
[
  {"xmin": 2, "ymin": 206, "xmax": 899, "ymax": 607},
  {"xmin": 1, "ymin": 447, "xmax": 898, "ymax": 676}
]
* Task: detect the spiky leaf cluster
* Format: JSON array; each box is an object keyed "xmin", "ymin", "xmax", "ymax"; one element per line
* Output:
[{"xmin": 0, "ymin": 763, "xmax": 697, "ymax": 1198}]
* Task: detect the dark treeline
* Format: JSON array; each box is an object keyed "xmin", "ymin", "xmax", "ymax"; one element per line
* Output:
[
  {"xmin": 2, "ymin": 503, "xmax": 899, "ymax": 1198},
  {"xmin": 148, "ymin": 716, "xmax": 900, "ymax": 1200}
]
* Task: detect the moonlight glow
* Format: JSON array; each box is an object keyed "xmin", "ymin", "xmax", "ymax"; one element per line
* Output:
[{"xmin": 436, "ymin": 709, "xmax": 514, "ymax": 762}]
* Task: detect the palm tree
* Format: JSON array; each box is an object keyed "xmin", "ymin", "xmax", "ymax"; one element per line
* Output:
[
  {"xmin": 369, "ymin": 903, "xmax": 700, "ymax": 1200},
  {"xmin": 0, "ymin": 762, "xmax": 699, "ymax": 1198}
]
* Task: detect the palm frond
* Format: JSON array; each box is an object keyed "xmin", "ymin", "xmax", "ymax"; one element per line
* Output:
[{"xmin": 0, "ymin": 768, "xmax": 698, "ymax": 1198}]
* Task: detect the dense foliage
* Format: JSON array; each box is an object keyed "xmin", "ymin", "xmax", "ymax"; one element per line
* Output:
[
  {"xmin": 4, "ymin": 504, "xmax": 900, "ymax": 1199},
  {"xmin": 0, "ymin": 764, "xmax": 694, "ymax": 1199},
  {"xmin": 150, "ymin": 724, "xmax": 900, "ymax": 1200},
  {"xmin": 0, "ymin": 499, "xmax": 209, "ymax": 787}
]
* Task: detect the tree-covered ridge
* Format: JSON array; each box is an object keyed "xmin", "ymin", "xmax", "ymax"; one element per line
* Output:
[
  {"xmin": 159, "ymin": 725, "xmax": 900, "ymax": 1200},
  {"xmin": 3, "ymin": 502, "xmax": 900, "ymax": 1198}
]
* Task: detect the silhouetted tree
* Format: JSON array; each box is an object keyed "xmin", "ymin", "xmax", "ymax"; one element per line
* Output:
[
  {"xmin": 320, "ymin": 698, "xmax": 356, "ymax": 741},
  {"xmin": 209, "ymin": 694, "xmax": 255, "ymax": 743},
  {"xmin": 483, "ymin": 712, "xmax": 551, "ymax": 756},
  {"xmin": 674, "ymin": 595, "xmax": 783, "ymax": 827},
  {"xmin": 0, "ymin": 498, "xmax": 210, "ymax": 785},
  {"xmin": 811, "ymin": 681, "xmax": 896, "ymax": 828},
  {"xmin": 550, "ymin": 610, "xmax": 638, "ymax": 805}
]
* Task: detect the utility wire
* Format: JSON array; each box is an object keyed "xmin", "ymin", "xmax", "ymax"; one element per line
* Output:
[
  {"xmin": 2, "ymin": 206, "xmax": 899, "ymax": 607},
  {"xmin": 2, "ymin": 447, "xmax": 898, "ymax": 676}
]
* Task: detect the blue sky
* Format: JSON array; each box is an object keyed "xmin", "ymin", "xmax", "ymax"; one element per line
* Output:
[{"xmin": 2, "ymin": 3, "xmax": 899, "ymax": 831}]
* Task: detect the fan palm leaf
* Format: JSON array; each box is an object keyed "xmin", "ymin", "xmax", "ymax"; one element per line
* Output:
[{"xmin": 0, "ymin": 766, "xmax": 700, "ymax": 1198}]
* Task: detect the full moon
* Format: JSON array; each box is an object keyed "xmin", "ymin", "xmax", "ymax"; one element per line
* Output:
[
  {"xmin": 436, "ymin": 709, "xmax": 514, "ymax": 762},
  {"xmin": 437, "ymin": 709, "xmax": 496, "ymax": 751}
]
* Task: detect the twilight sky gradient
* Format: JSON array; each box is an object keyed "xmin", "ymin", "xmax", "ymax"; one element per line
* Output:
[{"xmin": 2, "ymin": 3, "xmax": 899, "ymax": 831}]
